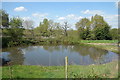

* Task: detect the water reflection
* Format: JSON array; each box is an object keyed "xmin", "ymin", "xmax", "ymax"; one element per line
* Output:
[
  {"xmin": 71, "ymin": 46, "xmax": 108, "ymax": 61},
  {"xmin": 1, "ymin": 45, "xmax": 118, "ymax": 66},
  {"xmin": 2, "ymin": 47, "xmax": 24, "ymax": 65}
]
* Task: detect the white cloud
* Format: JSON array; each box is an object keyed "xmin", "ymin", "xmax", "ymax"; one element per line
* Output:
[
  {"xmin": 32, "ymin": 13, "xmax": 48, "ymax": 18},
  {"xmin": 66, "ymin": 14, "xmax": 83, "ymax": 20},
  {"xmin": 31, "ymin": 13, "xmax": 49, "ymax": 27},
  {"xmin": 58, "ymin": 17, "xmax": 66, "ymax": 20},
  {"xmin": 67, "ymin": 14, "xmax": 75, "ymax": 18},
  {"xmin": 57, "ymin": 14, "xmax": 83, "ymax": 30},
  {"xmin": 14, "ymin": 6, "xmax": 27, "ymax": 12},
  {"xmin": 103, "ymin": 14, "xmax": 118, "ymax": 28},
  {"xmin": 57, "ymin": 14, "xmax": 82, "ymax": 21},
  {"xmin": 81, "ymin": 9, "xmax": 104, "ymax": 15},
  {"xmin": 22, "ymin": 17, "xmax": 31, "ymax": 20}
]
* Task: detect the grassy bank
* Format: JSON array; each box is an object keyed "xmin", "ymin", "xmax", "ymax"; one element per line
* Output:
[
  {"xmin": 2, "ymin": 37, "xmax": 81, "ymax": 48},
  {"xmin": 91, "ymin": 45, "xmax": 118, "ymax": 53},
  {"xmin": 2, "ymin": 61, "xmax": 118, "ymax": 78},
  {"xmin": 80, "ymin": 40, "xmax": 118, "ymax": 43},
  {"xmin": 82, "ymin": 43, "xmax": 119, "ymax": 53},
  {"xmin": 80, "ymin": 40, "xmax": 119, "ymax": 54}
]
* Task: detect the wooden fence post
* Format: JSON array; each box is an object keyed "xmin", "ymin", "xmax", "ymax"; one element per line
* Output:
[{"xmin": 65, "ymin": 56, "xmax": 68, "ymax": 79}]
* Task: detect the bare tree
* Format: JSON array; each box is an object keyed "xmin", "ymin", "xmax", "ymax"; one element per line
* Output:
[
  {"xmin": 62, "ymin": 22, "xmax": 69, "ymax": 36},
  {"xmin": 22, "ymin": 20, "xmax": 34, "ymax": 38},
  {"xmin": 23, "ymin": 20, "xmax": 34, "ymax": 29}
]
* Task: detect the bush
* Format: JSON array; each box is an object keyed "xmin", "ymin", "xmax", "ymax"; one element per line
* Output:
[{"xmin": 2, "ymin": 37, "xmax": 12, "ymax": 48}]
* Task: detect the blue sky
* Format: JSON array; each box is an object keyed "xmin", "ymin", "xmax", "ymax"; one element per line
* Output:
[{"xmin": 2, "ymin": 2, "xmax": 118, "ymax": 29}]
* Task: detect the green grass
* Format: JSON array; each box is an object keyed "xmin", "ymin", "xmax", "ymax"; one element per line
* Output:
[
  {"xmin": 0, "ymin": 67, "xmax": 2, "ymax": 79},
  {"xmin": 82, "ymin": 44, "xmax": 119, "ymax": 53},
  {"xmin": 80, "ymin": 40, "xmax": 118, "ymax": 43},
  {"xmin": 92, "ymin": 45, "xmax": 118, "ymax": 53},
  {"xmin": 2, "ymin": 61, "xmax": 118, "ymax": 78},
  {"xmin": 79, "ymin": 40, "xmax": 119, "ymax": 53}
]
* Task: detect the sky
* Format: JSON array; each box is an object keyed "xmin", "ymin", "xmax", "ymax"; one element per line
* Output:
[{"xmin": 2, "ymin": 2, "xmax": 118, "ymax": 29}]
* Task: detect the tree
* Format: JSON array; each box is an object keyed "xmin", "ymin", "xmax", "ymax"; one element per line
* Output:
[
  {"xmin": 23, "ymin": 20, "xmax": 34, "ymax": 29},
  {"xmin": 47, "ymin": 20, "xmax": 55, "ymax": 37},
  {"xmin": 9, "ymin": 17, "xmax": 23, "ymax": 28},
  {"xmin": 53, "ymin": 22, "xmax": 63, "ymax": 38},
  {"xmin": 22, "ymin": 19, "xmax": 34, "ymax": 38},
  {"xmin": 39, "ymin": 18, "xmax": 49, "ymax": 37},
  {"xmin": 75, "ymin": 15, "xmax": 112, "ymax": 40},
  {"xmin": 8, "ymin": 17, "xmax": 23, "ymax": 41},
  {"xmin": 76, "ymin": 18, "xmax": 90, "ymax": 29},
  {"xmin": 75, "ymin": 18, "xmax": 91, "ymax": 40},
  {"xmin": 62, "ymin": 22, "xmax": 69, "ymax": 37},
  {"xmin": 110, "ymin": 28, "xmax": 118, "ymax": 40},
  {"xmin": 91, "ymin": 14, "xmax": 112, "ymax": 40},
  {"xmin": 0, "ymin": 10, "xmax": 9, "ymax": 28}
]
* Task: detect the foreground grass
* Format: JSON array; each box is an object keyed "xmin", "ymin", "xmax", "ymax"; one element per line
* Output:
[
  {"xmin": 0, "ymin": 67, "xmax": 2, "ymax": 79},
  {"xmin": 80, "ymin": 40, "xmax": 118, "ymax": 43},
  {"xmin": 2, "ymin": 61, "xmax": 118, "ymax": 78}
]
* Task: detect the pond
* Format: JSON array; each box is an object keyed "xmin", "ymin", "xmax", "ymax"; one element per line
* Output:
[{"xmin": 0, "ymin": 45, "xmax": 118, "ymax": 66}]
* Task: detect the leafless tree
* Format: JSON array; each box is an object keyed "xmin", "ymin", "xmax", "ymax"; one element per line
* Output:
[
  {"xmin": 22, "ymin": 20, "xmax": 34, "ymax": 38},
  {"xmin": 62, "ymin": 22, "xmax": 69, "ymax": 36}
]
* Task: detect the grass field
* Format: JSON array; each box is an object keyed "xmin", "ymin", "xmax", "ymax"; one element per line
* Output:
[
  {"xmin": 2, "ymin": 61, "xmax": 118, "ymax": 78},
  {"xmin": 80, "ymin": 40, "xmax": 119, "ymax": 54},
  {"xmin": 96, "ymin": 45, "xmax": 118, "ymax": 53},
  {"xmin": 80, "ymin": 40, "xmax": 118, "ymax": 43},
  {"xmin": 0, "ymin": 67, "xmax": 2, "ymax": 80},
  {"xmin": 83, "ymin": 44, "xmax": 119, "ymax": 53}
]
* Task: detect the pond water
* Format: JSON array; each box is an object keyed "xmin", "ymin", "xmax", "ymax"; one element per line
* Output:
[{"xmin": 0, "ymin": 45, "xmax": 118, "ymax": 66}]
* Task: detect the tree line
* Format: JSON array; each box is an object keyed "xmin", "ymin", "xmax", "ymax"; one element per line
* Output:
[{"xmin": 0, "ymin": 10, "xmax": 118, "ymax": 47}]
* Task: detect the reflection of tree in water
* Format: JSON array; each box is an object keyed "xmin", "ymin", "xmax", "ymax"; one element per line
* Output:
[
  {"xmin": 32, "ymin": 45, "xmax": 108, "ymax": 63},
  {"xmin": 42, "ymin": 45, "xmax": 108, "ymax": 61},
  {"xmin": 42, "ymin": 45, "xmax": 61, "ymax": 52},
  {"xmin": 42, "ymin": 45, "xmax": 71, "ymax": 53},
  {"xmin": 23, "ymin": 46, "xmax": 36, "ymax": 52},
  {"xmin": 5, "ymin": 47, "xmax": 24, "ymax": 65},
  {"xmin": 69, "ymin": 45, "xmax": 108, "ymax": 61}
]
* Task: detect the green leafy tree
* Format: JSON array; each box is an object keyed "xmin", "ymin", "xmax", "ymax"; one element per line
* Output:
[
  {"xmin": 47, "ymin": 20, "xmax": 55, "ymax": 37},
  {"xmin": 76, "ymin": 18, "xmax": 90, "ymax": 29},
  {"xmin": 39, "ymin": 18, "xmax": 49, "ymax": 37},
  {"xmin": 48, "ymin": 20, "xmax": 62, "ymax": 38},
  {"xmin": 8, "ymin": 17, "xmax": 24, "ymax": 41},
  {"xmin": 110, "ymin": 28, "xmax": 118, "ymax": 40},
  {"xmin": 0, "ymin": 10, "xmax": 9, "ymax": 28},
  {"xmin": 91, "ymin": 14, "xmax": 112, "ymax": 40},
  {"xmin": 54, "ymin": 22, "xmax": 63, "ymax": 38},
  {"xmin": 75, "ymin": 18, "xmax": 91, "ymax": 40}
]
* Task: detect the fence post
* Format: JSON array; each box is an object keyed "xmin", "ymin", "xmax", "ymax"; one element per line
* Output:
[{"xmin": 65, "ymin": 56, "xmax": 68, "ymax": 79}]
